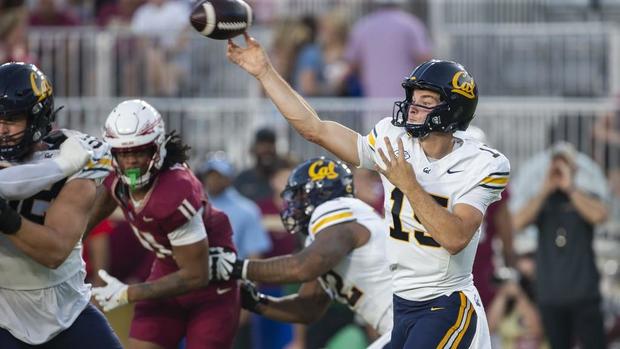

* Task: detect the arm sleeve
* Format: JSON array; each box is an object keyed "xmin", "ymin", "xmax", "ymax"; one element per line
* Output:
[
  {"xmin": 357, "ymin": 131, "xmax": 377, "ymax": 170},
  {"xmin": 456, "ymin": 156, "xmax": 511, "ymax": 215},
  {"xmin": 167, "ymin": 207, "xmax": 208, "ymax": 246},
  {"xmin": 455, "ymin": 185, "xmax": 501, "ymax": 216},
  {"xmin": 0, "ymin": 160, "xmax": 66, "ymax": 200}
]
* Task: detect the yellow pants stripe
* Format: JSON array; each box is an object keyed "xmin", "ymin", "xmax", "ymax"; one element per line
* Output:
[
  {"xmin": 451, "ymin": 300, "xmax": 475, "ymax": 348},
  {"xmin": 436, "ymin": 292, "xmax": 467, "ymax": 349}
]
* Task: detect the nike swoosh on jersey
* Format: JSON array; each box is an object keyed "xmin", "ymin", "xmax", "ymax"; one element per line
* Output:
[
  {"xmin": 217, "ymin": 287, "xmax": 232, "ymax": 295},
  {"xmin": 431, "ymin": 307, "xmax": 445, "ymax": 311},
  {"xmin": 143, "ymin": 216, "xmax": 154, "ymax": 222},
  {"xmin": 446, "ymin": 168, "xmax": 464, "ymax": 174}
]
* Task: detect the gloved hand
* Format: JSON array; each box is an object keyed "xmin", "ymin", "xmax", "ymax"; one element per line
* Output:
[
  {"xmin": 208, "ymin": 246, "xmax": 246, "ymax": 281},
  {"xmin": 92, "ymin": 270, "xmax": 129, "ymax": 312},
  {"xmin": 54, "ymin": 130, "xmax": 110, "ymax": 176},
  {"xmin": 240, "ymin": 281, "xmax": 269, "ymax": 314},
  {"xmin": 0, "ymin": 197, "xmax": 21, "ymax": 235}
]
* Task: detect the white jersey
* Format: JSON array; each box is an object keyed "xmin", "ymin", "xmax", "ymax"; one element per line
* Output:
[
  {"xmin": 358, "ymin": 118, "xmax": 510, "ymax": 301},
  {"xmin": 306, "ymin": 197, "xmax": 393, "ymax": 334},
  {"xmin": 0, "ymin": 130, "xmax": 111, "ymax": 344}
]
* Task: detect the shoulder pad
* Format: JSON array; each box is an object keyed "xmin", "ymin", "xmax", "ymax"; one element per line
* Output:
[
  {"xmin": 365, "ymin": 117, "xmax": 393, "ymax": 151},
  {"xmin": 147, "ymin": 168, "xmax": 204, "ymax": 232},
  {"xmin": 308, "ymin": 198, "xmax": 356, "ymax": 235}
]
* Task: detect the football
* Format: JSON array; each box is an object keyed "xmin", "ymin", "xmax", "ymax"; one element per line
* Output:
[{"xmin": 190, "ymin": 0, "xmax": 253, "ymax": 40}]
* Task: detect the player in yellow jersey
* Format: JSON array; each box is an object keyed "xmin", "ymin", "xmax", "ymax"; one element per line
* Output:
[{"xmin": 227, "ymin": 32, "xmax": 509, "ymax": 349}]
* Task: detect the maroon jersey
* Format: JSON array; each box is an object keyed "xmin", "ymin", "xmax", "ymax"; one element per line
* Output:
[{"xmin": 103, "ymin": 164, "xmax": 237, "ymax": 299}]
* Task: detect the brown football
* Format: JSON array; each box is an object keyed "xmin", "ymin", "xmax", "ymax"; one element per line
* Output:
[{"xmin": 190, "ymin": 0, "xmax": 253, "ymax": 40}]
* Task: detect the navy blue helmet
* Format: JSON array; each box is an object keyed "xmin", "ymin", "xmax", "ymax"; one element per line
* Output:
[
  {"xmin": 280, "ymin": 157, "xmax": 354, "ymax": 234},
  {"xmin": 392, "ymin": 59, "xmax": 478, "ymax": 138},
  {"xmin": 0, "ymin": 62, "xmax": 56, "ymax": 161}
]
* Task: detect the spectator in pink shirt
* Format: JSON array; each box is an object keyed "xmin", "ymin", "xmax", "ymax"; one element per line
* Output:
[{"xmin": 345, "ymin": 0, "xmax": 432, "ymax": 98}]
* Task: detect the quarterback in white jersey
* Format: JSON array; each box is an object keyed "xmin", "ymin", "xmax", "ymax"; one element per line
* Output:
[
  {"xmin": 360, "ymin": 118, "xmax": 509, "ymax": 301},
  {"xmin": 0, "ymin": 62, "xmax": 121, "ymax": 348},
  {"xmin": 211, "ymin": 158, "xmax": 393, "ymax": 348},
  {"xmin": 226, "ymin": 34, "xmax": 510, "ymax": 348}
]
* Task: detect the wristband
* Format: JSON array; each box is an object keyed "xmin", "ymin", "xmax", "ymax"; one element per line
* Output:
[{"xmin": 241, "ymin": 259, "xmax": 249, "ymax": 279}]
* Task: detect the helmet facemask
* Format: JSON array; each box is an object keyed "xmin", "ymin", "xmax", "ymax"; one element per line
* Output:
[
  {"xmin": 0, "ymin": 115, "xmax": 29, "ymax": 160},
  {"xmin": 280, "ymin": 184, "xmax": 313, "ymax": 235},
  {"xmin": 111, "ymin": 136, "xmax": 168, "ymax": 191},
  {"xmin": 392, "ymin": 84, "xmax": 453, "ymax": 138}
]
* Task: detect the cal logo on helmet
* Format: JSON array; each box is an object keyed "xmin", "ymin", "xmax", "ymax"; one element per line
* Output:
[
  {"xmin": 451, "ymin": 71, "xmax": 476, "ymax": 99},
  {"xmin": 30, "ymin": 72, "xmax": 53, "ymax": 102},
  {"xmin": 308, "ymin": 159, "xmax": 339, "ymax": 181}
]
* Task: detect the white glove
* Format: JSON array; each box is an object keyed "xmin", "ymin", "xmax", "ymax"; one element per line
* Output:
[
  {"xmin": 53, "ymin": 135, "xmax": 92, "ymax": 176},
  {"xmin": 92, "ymin": 270, "xmax": 129, "ymax": 312},
  {"xmin": 209, "ymin": 247, "xmax": 246, "ymax": 281},
  {"xmin": 54, "ymin": 130, "xmax": 111, "ymax": 176}
]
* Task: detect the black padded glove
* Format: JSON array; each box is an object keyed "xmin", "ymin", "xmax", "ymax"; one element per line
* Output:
[
  {"xmin": 240, "ymin": 281, "xmax": 269, "ymax": 314},
  {"xmin": 0, "ymin": 197, "xmax": 22, "ymax": 235}
]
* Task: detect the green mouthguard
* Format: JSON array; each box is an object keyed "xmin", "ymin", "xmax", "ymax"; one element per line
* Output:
[{"xmin": 125, "ymin": 168, "xmax": 141, "ymax": 190}]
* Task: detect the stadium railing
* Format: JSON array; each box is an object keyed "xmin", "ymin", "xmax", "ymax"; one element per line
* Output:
[
  {"xmin": 28, "ymin": 20, "xmax": 620, "ymax": 100},
  {"xmin": 56, "ymin": 96, "xmax": 617, "ymax": 171}
]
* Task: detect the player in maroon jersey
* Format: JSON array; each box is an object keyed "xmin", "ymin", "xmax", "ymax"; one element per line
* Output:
[{"xmin": 87, "ymin": 99, "xmax": 239, "ymax": 349}]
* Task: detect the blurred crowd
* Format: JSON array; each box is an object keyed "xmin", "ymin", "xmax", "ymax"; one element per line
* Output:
[
  {"xmin": 4, "ymin": 0, "xmax": 620, "ymax": 348},
  {"xmin": 0, "ymin": 0, "xmax": 432, "ymax": 98}
]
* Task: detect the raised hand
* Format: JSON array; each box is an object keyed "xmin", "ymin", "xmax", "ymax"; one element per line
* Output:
[
  {"xmin": 227, "ymin": 32, "xmax": 272, "ymax": 78},
  {"xmin": 375, "ymin": 137, "xmax": 417, "ymax": 192}
]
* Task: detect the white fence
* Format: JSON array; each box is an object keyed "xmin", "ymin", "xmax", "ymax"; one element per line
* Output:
[
  {"xmin": 28, "ymin": 19, "xmax": 620, "ymax": 100},
  {"xmin": 431, "ymin": 23, "xmax": 620, "ymax": 97},
  {"xmin": 56, "ymin": 96, "xmax": 618, "ymax": 171},
  {"xmin": 27, "ymin": 27, "xmax": 271, "ymax": 98},
  {"xmin": 429, "ymin": 0, "xmax": 620, "ymax": 26}
]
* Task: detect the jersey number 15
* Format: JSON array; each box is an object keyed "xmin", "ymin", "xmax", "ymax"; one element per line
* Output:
[{"xmin": 389, "ymin": 188, "xmax": 448, "ymax": 248}]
